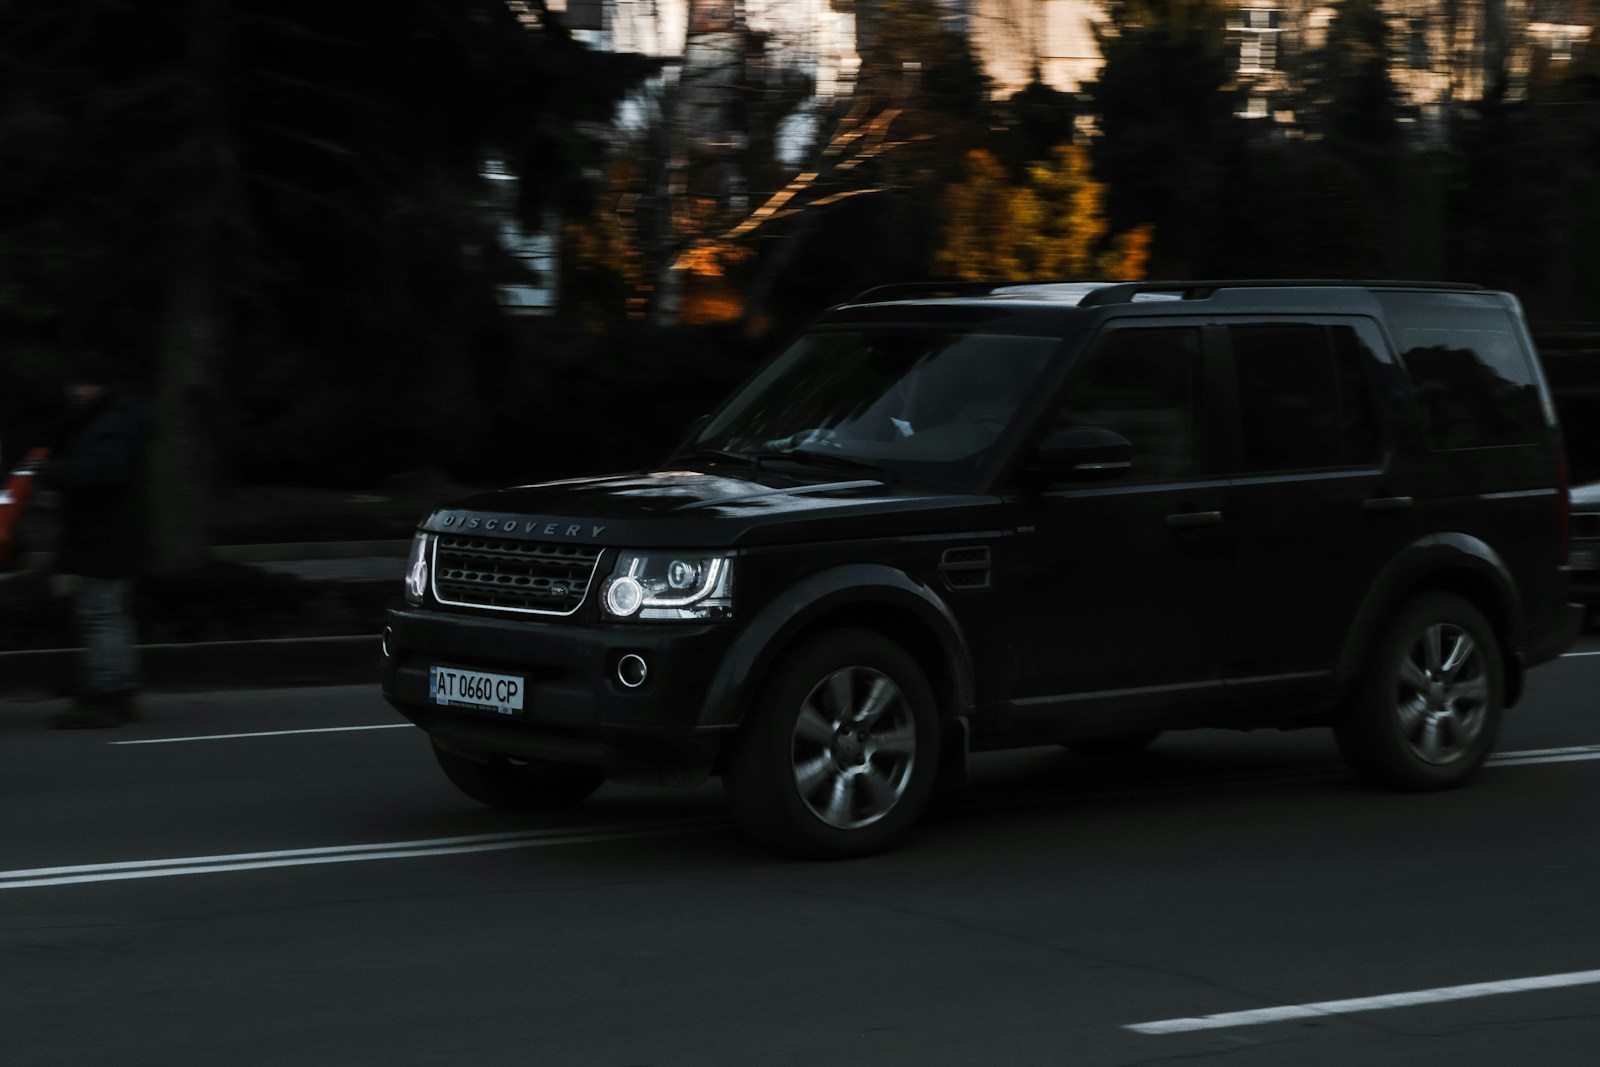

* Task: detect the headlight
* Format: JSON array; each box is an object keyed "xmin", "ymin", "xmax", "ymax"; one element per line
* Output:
[
  {"xmin": 404, "ymin": 532, "xmax": 432, "ymax": 603},
  {"xmin": 601, "ymin": 552, "xmax": 733, "ymax": 620}
]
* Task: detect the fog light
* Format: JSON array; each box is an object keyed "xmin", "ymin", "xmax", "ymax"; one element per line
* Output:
[{"xmin": 617, "ymin": 654, "xmax": 648, "ymax": 688}]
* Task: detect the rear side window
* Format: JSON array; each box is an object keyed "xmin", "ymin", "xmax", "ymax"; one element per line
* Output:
[
  {"xmin": 1229, "ymin": 323, "xmax": 1381, "ymax": 472},
  {"xmin": 1379, "ymin": 296, "xmax": 1545, "ymax": 450}
]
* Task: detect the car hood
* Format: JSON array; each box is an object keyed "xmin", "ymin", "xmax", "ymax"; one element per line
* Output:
[{"xmin": 418, "ymin": 468, "xmax": 1000, "ymax": 548}]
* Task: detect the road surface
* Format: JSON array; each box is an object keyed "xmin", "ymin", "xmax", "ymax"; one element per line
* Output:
[{"xmin": 4, "ymin": 635, "xmax": 1599, "ymax": 1065}]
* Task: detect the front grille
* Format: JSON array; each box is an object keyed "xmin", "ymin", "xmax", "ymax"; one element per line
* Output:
[{"xmin": 433, "ymin": 537, "xmax": 604, "ymax": 615}]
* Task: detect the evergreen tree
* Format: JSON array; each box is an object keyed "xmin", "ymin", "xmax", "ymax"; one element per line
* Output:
[
  {"xmin": 1297, "ymin": 0, "xmax": 1401, "ymax": 158},
  {"xmin": 995, "ymin": 67, "xmax": 1079, "ymax": 182},
  {"xmin": 1084, "ymin": 0, "xmax": 1245, "ymax": 276},
  {"xmin": 1447, "ymin": 38, "xmax": 1600, "ymax": 321}
]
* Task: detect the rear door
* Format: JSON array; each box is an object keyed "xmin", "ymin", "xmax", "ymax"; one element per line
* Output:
[
  {"xmin": 1219, "ymin": 317, "xmax": 1418, "ymax": 697},
  {"xmin": 1375, "ymin": 292, "xmax": 1568, "ymax": 642}
]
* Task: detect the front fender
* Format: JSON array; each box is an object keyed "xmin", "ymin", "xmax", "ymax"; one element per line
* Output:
[{"xmin": 698, "ymin": 563, "xmax": 975, "ymax": 731}]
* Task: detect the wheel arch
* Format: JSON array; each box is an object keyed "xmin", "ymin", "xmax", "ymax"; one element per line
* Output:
[
  {"xmin": 701, "ymin": 564, "xmax": 975, "ymax": 736},
  {"xmin": 1336, "ymin": 533, "xmax": 1526, "ymax": 707}
]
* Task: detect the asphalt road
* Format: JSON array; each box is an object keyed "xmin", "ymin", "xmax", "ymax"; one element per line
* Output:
[{"xmin": 4, "ymin": 635, "xmax": 1600, "ymax": 1066}]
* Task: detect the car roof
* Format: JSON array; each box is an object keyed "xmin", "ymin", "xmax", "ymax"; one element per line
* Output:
[{"xmin": 838, "ymin": 279, "xmax": 1489, "ymax": 311}]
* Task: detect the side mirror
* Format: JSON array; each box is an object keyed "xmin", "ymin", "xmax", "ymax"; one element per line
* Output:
[{"xmin": 1026, "ymin": 426, "xmax": 1133, "ymax": 481}]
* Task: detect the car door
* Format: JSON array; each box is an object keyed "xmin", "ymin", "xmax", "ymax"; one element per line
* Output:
[
  {"xmin": 1000, "ymin": 321, "xmax": 1233, "ymax": 734},
  {"xmin": 1219, "ymin": 317, "xmax": 1419, "ymax": 697}
]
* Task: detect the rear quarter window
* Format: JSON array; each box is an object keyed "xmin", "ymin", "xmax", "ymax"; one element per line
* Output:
[{"xmin": 1378, "ymin": 295, "xmax": 1546, "ymax": 450}]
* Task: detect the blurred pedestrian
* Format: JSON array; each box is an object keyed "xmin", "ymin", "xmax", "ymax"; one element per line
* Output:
[{"xmin": 29, "ymin": 352, "xmax": 150, "ymax": 728}]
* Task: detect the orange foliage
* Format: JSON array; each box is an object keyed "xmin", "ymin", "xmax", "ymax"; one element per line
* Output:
[
  {"xmin": 935, "ymin": 146, "xmax": 1155, "ymax": 282},
  {"xmin": 677, "ymin": 239, "xmax": 754, "ymax": 325},
  {"xmin": 1104, "ymin": 224, "xmax": 1155, "ymax": 281}
]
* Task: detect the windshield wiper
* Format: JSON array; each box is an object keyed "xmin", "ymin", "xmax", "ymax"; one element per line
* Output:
[
  {"xmin": 751, "ymin": 448, "xmax": 890, "ymax": 479},
  {"xmin": 676, "ymin": 446, "xmax": 751, "ymax": 467},
  {"xmin": 678, "ymin": 445, "xmax": 892, "ymax": 483}
]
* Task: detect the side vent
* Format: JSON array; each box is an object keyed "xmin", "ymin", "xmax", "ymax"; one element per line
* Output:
[{"xmin": 940, "ymin": 545, "xmax": 992, "ymax": 591}]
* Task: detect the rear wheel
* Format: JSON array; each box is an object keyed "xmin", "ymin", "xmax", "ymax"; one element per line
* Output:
[
  {"xmin": 432, "ymin": 741, "xmax": 605, "ymax": 811},
  {"xmin": 724, "ymin": 628, "xmax": 941, "ymax": 860},
  {"xmin": 1334, "ymin": 592, "xmax": 1503, "ymax": 790}
]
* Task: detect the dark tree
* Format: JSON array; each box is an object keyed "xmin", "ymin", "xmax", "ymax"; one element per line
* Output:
[
  {"xmin": 0, "ymin": 0, "xmax": 649, "ymax": 569},
  {"xmin": 1447, "ymin": 39, "xmax": 1600, "ymax": 322},
  {"xmin": 995, "ymin": 67, "xmax": 1079, "ymax": 182},
  {"xmin": 1296, "ymin": 0, "xmax": 1401, "ymax": 159},
  {"xmin": 1084, "ymin": 0, "xmax": 1246, "ymax": 276},
  {"xmin": 727, "ymin": 0, "xmax": 999, "ymax": 335}
]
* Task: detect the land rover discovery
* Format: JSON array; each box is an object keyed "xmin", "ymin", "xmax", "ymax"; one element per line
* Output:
[{"xmin": 382, "ymin": 280, "xmax": 1583, "ymax": 858}]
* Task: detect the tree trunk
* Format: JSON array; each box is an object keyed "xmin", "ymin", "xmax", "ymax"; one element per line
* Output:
[
  {"xmin": 148, "ymin": 263, "xmax": 219, "ymax": 574},
  {"xmin": 147, "ymin": 0, "xmax": 233, "ymax": 574}
]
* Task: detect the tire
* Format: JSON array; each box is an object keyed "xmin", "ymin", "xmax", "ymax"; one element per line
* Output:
[
  {"xmin": 1334, "ymin": 592, "xmax": 1504, "ymax": 791},
  {"xmin": 1066, "ymin": 731, "xmax": 1162, "ymax": 756},
  {"xmin": 723, "ymin": 628, "xmax": 941, "ymax": 860},
  {"xmin": 432, "ymin": 741, "xmax": 605, "ymax": 811}
]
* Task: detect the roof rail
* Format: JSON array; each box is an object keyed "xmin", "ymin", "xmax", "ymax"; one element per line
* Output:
[
  {"xmin": 849, "ymin": 281, "xmax": 1011, "ymax": 303},
  {"xmin": 1076, "ymin": 278, "xmax": 1484, "ymax": 307}
]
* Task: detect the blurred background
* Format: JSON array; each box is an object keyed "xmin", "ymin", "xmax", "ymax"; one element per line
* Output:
[{"xmin": 2, "ymin": 0, "xmax": 1598, "ymax": 575}]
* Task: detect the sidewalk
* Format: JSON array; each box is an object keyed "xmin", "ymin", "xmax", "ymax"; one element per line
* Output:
[{"xmin": 0, "ymin": 541, "xmax": 407, "ymax": 698}]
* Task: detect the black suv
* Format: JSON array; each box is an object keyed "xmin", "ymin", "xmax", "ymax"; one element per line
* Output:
[{"xmin": 382, "ymin": 280, "xmax": 1583, "ymax": 858}]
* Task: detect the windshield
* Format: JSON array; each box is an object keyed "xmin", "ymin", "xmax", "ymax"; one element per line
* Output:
[{"xmin": 691, "ymin": 328, "xmax": 1060, "ymax": 484}]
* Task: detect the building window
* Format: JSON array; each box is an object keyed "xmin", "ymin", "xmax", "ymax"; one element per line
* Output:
[
  {"xmin": 1237, "ymin": 7, "xmax": 1282, "ymax": 73},
  {"xmin": 1529, "ymin": 22, "xmax": 1593, "ymax": 63}
]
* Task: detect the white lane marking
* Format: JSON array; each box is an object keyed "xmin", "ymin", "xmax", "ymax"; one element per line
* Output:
[
  {"xmin": 109, "ymin": 722, "xmax": 1600, "ymax": 772},
  {"xmin": 1128, "ymin": 968, "xmax": 1600, "ymax": 1034},
  {"xmin": 1489, "ymin": 744, "xmax": 1600, "ymax": 767},
  {"xmin": 111, "ymin": 724, "xmax": 414, "ymax": 745},
  {"xmin": 0, "ymin": 820, "xmax": 731, "ymax": 890}
]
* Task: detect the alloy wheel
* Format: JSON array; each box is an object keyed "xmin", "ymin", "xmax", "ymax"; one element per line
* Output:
[
  {"xmin": 789, "ymin": 665, "xmax": 917, "ymax": 830},
  {"xmin": 1393, "ymin": 622, "xmax": 1489, "ymax": 766}
]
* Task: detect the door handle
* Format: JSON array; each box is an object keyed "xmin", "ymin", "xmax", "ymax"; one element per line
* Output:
[
  {"xmin": 1166, "ymin": 510, "xmax": 1223, "ymax": 529},
  {"xmin": 1362, "ymin": 495, "xmax": 1415, "ymax": 513}
]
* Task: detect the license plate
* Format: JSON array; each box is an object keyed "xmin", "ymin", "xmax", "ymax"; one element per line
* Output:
[{"xmin": 429, "ymin": 666, "xmax": 525, "ymax": 715}]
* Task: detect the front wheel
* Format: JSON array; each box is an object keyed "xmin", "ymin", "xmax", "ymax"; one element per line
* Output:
[
  {"xmin": 432, "ymin": 741, "xmax": 605, "ymax": 811},
  {"xmin": 724, "ymin": 628, "xmax": 941, "ymax": 860},
  {"xmin": 1334, "ymin": 592, "xmax": 1504, "ymax": 791}
]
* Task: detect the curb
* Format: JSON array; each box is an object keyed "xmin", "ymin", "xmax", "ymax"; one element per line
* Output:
[
  {"xmin": 0, "ymin": 635, "xmax": 381, "ymax": 698},
  {"xmin": 2, "ymin": 540, "xmax": 401, "ymax": 699}
]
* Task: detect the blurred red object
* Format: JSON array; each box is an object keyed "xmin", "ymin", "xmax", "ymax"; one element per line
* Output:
[{"xmin": 0, "ymin": 447, "xmax": 50, "ymax": 569}]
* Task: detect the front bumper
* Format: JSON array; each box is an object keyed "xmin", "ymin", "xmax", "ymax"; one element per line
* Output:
[{"xmin": 381, "ymin": 605, "xmax": 742, "ymax": 784}]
